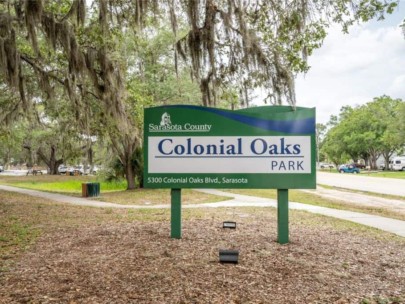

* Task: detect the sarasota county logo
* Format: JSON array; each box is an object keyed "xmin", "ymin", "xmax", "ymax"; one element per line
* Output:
[
  {"xmin": 148, "ymin": 111, "xmax": 211, "ymax": 132},
  {"xmin": 160, "ymin": 112, "xmax": 171, "ymax": 126}
]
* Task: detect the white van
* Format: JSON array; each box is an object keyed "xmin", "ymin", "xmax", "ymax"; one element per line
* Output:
[{"xmin": 392, "ymin": 156, "xmax": 405, "ymax": 171}]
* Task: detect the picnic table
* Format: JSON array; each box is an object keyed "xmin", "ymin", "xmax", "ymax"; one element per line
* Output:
[{"xmin": 26, "ymin": 167, "xmax": 44, "ymax": 176}]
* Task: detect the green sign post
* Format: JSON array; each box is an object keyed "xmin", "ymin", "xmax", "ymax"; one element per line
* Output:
[
  {"xmin": 277, "ymin": 189, "xmax": 289, "ymax": 244},
  {"xmin": 143, "ymin": 105, "xmax": 316, "ymax": 243},
  {"xmin": 170, "ymin": 188, "xmax": 182, "ymax": 239}
]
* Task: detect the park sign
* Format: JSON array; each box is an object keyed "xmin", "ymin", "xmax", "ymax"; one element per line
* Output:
[
  {"xmin": 143, "ymin": 105, "xmax": 316, "ymax": 189},
  {"xmin": 144, "ymin": 104, "xmax": 316, "ymax": 243}
]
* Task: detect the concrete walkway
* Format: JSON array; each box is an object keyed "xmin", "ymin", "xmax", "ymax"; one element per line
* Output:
[
  {"xmin": 197, "ymin": 189, "xmax": 405, "ymax": 238},
  {"xmin": 1, "ymin": 184, "xmax": 405, "ymax": 238}
]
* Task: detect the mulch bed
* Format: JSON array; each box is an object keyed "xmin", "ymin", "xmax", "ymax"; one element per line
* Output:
[{"xmin": 1, "ymin": 214, "xmax": 405, "ymax": 304}]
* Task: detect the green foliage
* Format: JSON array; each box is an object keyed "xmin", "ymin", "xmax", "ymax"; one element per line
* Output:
[
  {"xmin": 217, "ymin": 88, "xmax": 239, "ymax": 110},
  {"xmin": 397, "ymin": 102, "xmax": 405, "ymax": 140},
  {"xmin": 316, "ymin": 123, "xmax": 327, "ymax": 162},
  {"xmin": 322, "ymin": 96, "xmax": 405, "ymax": 168},
  {"xmin": 104, "ymin": 146, "xmax": 144, "ymax": 187},
  {"xmin": 321, "ymin": 127, "xmax": 351, "ymax": 166},
  {"xmin": 0, "ymin": 0, "xmax": 400, "ymax": 188},
  {"xmin": 0, "ymin": 123, "xmax": 26, "ymax": 166},
  {"xmin": 126, "ymin": 25, "xmax": 201, "ymax": 108},
  {"xmin": 132, "ymin": 146, "xmax": 144, "ymax": 188}
]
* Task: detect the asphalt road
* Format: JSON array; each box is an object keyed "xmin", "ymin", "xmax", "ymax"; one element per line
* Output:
[{"xmin": 317, "ymin": 171, "xmax": 405, "ymax": 197}]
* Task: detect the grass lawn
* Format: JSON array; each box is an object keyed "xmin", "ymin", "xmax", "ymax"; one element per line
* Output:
[
  {"xmin": 0, "ymin": 175, "xmax": 124, "ymax": 193},
  {"xmin": 0, "ymin": 175, "xmax": 229, "ymax": 205},
  {"xmin": 318, "ymin": 184, "xmax": 405, "ymax": 202},
  {"xmin": 319, "ymin": 169, "xmax": 405, "ymax": 179},
  {"xmin": 361, "ymin": 171, "xmax": 405, "ymax": 179},
  {"xmin": 227, "ymin": 188, "xmax": 405, "ymax": 221},
  {"xmin": 317, "ymin": 168, "xmax": 338, "ymax": 173},
  {"xmin": 2, "ymin": 175, "xmax": 405, "ymax": 220}
]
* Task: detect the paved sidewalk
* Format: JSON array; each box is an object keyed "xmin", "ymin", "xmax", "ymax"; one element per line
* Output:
[
  {"xmin": 1, "ymin": 184, "xmax": 405, "ymax": 237},
  {"xmin": 197, "ymin": 189, "xmax": 405, "ymax": 238},
  {"xmin": 0, "ymin": 185, "xmax": 158, "ymax": 209}
]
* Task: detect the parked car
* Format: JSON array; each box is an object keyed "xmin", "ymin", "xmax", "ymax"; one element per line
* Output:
[
  {"xmin": 90, "ymin": 165, "xmax": 100, "ymax": 175},
  {"xmin": 338, "ymin": 164, "xmax": 360, "ymax": 174},
  {"xmin": 392, "ymin": 156, "xmax": 405, "ymax": 171},
  {"xmin": 67, "ymin": 166, "xmax": 75, "ymax": 175},
  {"xmin": 58, "ymin": 165, "xmax": 68, "ymax": 174},
  {"xmin": 76, "ymin": 165, "xmax": 85, "ymax": 175},
  {"xmin": 351, "ymin": 163, "xmax": 366, "ymax": 169},
  {"xmin": 69, "ymin": 165, "xmax": 84, "ymax": 175},
  {"xmin": 83, "ymin": 165, "xmax": 99, "ymax": 175},
  {"xmin": 0, "ymin": 165, "xmax": 4, "ymax": 172},
  {"xmin": 319, "ymin": 162, "xmax": 335, "ymax": 169}
]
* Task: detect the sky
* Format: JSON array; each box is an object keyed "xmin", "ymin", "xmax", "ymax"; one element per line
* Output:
[{"xmin": 295, "ymin": 1, "xmax": 405, "ymax": 124}]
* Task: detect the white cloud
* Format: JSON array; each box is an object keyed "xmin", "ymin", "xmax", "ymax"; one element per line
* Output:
[
  {"xmin": 295, "ymin": 12, "xmax": 405, "ymax": 124},
  {"xmin": 388, "ymin": 74, "xmax": 405, "ymax": 96}
]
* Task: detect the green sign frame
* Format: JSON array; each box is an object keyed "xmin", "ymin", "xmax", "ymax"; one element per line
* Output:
[{"xmin": 143, "ymin": 105, "xmax": 316, "ymax": 189}]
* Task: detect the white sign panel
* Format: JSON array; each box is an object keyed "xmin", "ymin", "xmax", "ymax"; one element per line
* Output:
[{"xmin": 148, "ymin": 136, "xmax": 311, "ymax": 174}]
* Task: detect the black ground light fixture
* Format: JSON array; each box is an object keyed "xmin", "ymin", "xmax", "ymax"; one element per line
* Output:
[
  {"xmin": 222, "ymin": 221, "xmax": 237, "ymax": 229},
  {"xmin": 219, "ymin": 249, "xmax": 239, "ymax": 264}
]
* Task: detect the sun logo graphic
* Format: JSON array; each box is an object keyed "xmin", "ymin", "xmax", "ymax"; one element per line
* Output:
[{"xmin": 160, "ymin": 112, "xmax": 172, "ymax": 126}]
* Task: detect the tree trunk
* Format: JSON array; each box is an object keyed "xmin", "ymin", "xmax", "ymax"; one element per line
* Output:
[
  {"xmin": 23, "ymin": 144, "xmax": 33, "ymax": 168},
  {"xmin": 125, "ymin": 158, "xmax": 136, "ymax": 190},
  {"xmin": 384, "ymin": 155, "xmax": 390, "ymax": 171},
  {"xmin": 369, "ymin": 149, "xmax": 380, "ymax": 170},
  {"xmin": 200, "ymin": 81, "xmax": 209, "ymax": 107},
  {"xmin": 88, "ymin": 146, "xmax": 93, "ymax": 167},
  {"xmin": 5, "ymin": 148, "xmax": 11, "ymax": 170},
  {"xmin": 382, "ymin": 151, "xmax": 394, "ymax": 171},
  {"xmin": 36, "ymin": 145, "xmax": 63, "ymax": 175}
]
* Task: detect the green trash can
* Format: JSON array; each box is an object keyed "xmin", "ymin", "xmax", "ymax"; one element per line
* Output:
[
  {"xmin": 82, "ymin": 182, "xmax": 100, "ymax": 197},
  {"xmin": 88, "ymin": 183, "xmax": 95, "ymax": 197},
  {"xmin": 92, "ymin": 182, "xmax": 100, "ymax": 197}
]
